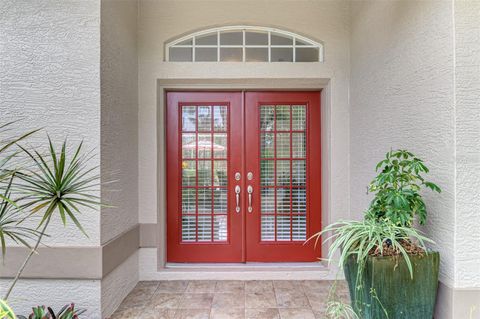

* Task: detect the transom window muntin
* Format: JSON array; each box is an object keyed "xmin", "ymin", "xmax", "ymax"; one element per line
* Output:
[{"xmin": 166, "ymin": 26, "xmax": 324, "ymax": 62}]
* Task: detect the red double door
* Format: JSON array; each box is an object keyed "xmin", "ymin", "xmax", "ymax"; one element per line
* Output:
[{"xmin": 167, "ymin": 91, "xmax": 321, "ymax": 262}]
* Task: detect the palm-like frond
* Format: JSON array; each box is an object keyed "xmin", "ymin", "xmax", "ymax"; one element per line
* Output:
[
  {"xmin": 15, "ymin": 137, "xmax": 102, "ymax": 236},
  {"xmin": 0, "ymin": 175, "xmax": 40, "ymax": 258}
]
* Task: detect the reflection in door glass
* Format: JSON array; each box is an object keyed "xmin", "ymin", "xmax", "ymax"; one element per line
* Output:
[
  {"xmin": 260, "ymin": 104, "xmax": 307, "ymax": 241},
  {"xmin": 180, "ymin": 105, "xmax": 229, "ymax": 243}
]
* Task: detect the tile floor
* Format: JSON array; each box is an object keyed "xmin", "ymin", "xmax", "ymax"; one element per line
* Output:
[{"xmin": 109, "ymin": 280, "xmax": 349, "ymax": 319}]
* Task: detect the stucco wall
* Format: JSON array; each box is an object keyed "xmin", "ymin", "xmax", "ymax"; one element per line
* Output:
[
  {"xmin": 454, "ymin": 0, "xmax": 480, "ymax": 289},
  {"xmin": 0, "ymin": 0, "xmax": 101, "ymax": 246},
  {"xmin": 349, "ymin": 0, "xmax": 456, "ymax": 285},
  {"xmin": 100, "ymin": 0, "xmax": 139, "ymax": 245},
  {"xmin": 137, "ymin": 0, "xmax": 351, "ymax": 273}
]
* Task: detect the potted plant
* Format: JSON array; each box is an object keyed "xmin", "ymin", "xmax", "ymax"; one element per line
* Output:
[{"xmin": 311, "ymin": 150, "xmax": 441, "ymax": 319}]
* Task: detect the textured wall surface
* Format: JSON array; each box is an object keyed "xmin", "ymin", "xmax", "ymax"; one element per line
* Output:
[
  {"xmin": 0, "ymin": 279, "xmax": 101, "ymax": 317},
  {"xmin": 0, "ymin": 0, "xmax": 101, "ymax": 246},
  {"xmin": 138, "ymin": 0, "xmax": 351, "ymax": 275},
  {"xmin": 101, "ymin": 251, "xmax": 139, "ymax": 318},
  {"xmin": 349, "ymin": 1, "xmax": 455, "ymax": 286},
  {"xmin": 100, "ymin": 0, "xmax": 139, "ymax": 244},
  {"xmin": 454, "ymin": 0, "xmax": 480, "ymax": 289}
]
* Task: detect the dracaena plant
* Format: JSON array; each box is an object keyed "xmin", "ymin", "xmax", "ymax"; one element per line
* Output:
[
  {"xmin": 0, "ymin": 300, "xmax": 16, "ymax": 319},
  {"xmin": 3, "ymin": 137, "xmax": 101, "ymax": 300},
  {"xmin": 366, "ymin": 149, "xmax": 441, "ymax": 227}
]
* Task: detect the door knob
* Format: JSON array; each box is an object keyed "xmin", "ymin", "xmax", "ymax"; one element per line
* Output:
[
  {"xmin": 235, "ymin": 185, "xmax": 241, "ymax": 213},
  {"xmin": 247, "ymin": 185, "xmax": 253, "ymax": 213}
]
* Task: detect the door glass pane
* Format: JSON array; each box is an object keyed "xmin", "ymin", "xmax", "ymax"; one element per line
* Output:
[
  {"xmin": 213, "ymin": 133, "xmax": 227, "ymax": 158},
  {"xmin": 214, "ymin": 160, "xmax": 227, "ymax": 186},
  {"xmin": 295, "ymin": 47, "xmax": 319, "ymax": 62},
  {"xmin": 276, "ymin": 133, "xmax": 290, "ymax": 158},
  {"xmin": 292, "ymin": 133, "xmax": 305, "ymax": 158},
  {"xmin": 261, "ymin": 133, "xmax": 274, "ymax": 158},
  {"xmin": 182, "ymin": 160, "xmax": 196, "ymax": 186},
  {"xmin": 182, "ymin": 133, "xmax": 196, "ymax": 158},
  {"xmin": 260, "ymin": 106, "xmax": 275, "ymax": 131},
  {"xmin": 180, "ymin": 104, "xmax": 229, "ymax": 243},
  {"xmin": 276, "ymin": 105, "xmax": 290, "ymax": 130},
  {"xmin": 292, "ymin": 105, "xmax": 306, "ymax": 130},
  {"xmin": 258, "ymin": 103, "xmax": 308, "ymax": 242},
  {"xmin": 214, "ymin": 106, "xmax": 227, "ymax": 131},
  {"xmin": 198, "ymin": 134, "xmax": 212, "ymax": 158},
  {"xmin": 198, "ymin": 160, "xmax": 212, "ymax": 186},
  {"xmin": 214, "ymin": 215, "xmax": 227, "ymax": 241},
  {"xmin": 198, "ymin": 106, "xmax": 211, "ymax": 131},
  {"xmin": 271, "ymin": 33, "xmax": 293, "ymax": 45},
  {"xmin": 182, "ymin": 106, "xmax": 196, "ymax": 131},
  {"xmin": 261, "ymin": 215, "xmax": 275, "ymax": 241},
  {"xmin": 276, "ymin": 215, "xmax": 291, "ymax": 241}
]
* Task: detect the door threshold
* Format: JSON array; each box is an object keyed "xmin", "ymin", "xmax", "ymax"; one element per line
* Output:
[
  {"xmin": 165, "ymin": 262, "xmax": 325, "ymax": 269},
  {"xmin": 143, "ymin": 262, "xmax": 332, "ymax": 281}
]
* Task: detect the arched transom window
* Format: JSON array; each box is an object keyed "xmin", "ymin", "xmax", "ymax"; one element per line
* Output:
[{"xmin": 166, "ymin": 26, "xmax": 324, "ymax": 62}]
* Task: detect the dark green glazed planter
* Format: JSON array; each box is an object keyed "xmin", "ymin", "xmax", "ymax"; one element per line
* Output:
[{"xmin": 344, "ymin": 252, "xmax": 440, "ymax": 319}]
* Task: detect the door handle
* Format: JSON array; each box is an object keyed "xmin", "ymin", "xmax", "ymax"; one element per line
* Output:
[
  {"xmin": 247, "ymin": 185, "xmax": 253, "ymax": 213},
  {"xmin": 235, "ymin": 185, "xmax": 241, "ymax": 213}
]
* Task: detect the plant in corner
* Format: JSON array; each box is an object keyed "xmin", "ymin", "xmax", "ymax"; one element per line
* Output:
[
  {"xmin": 310, "ymin": 150, "xmax": 441, "ymax": 319},
  {"xmin": 0, "ymin": 123, "xmax": 101, "ymax": 318}
]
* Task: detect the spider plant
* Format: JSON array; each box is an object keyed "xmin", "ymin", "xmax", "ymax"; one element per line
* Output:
[{"xmin": 3, "ymin": 137, "xmax": 101, "ymax": 300}]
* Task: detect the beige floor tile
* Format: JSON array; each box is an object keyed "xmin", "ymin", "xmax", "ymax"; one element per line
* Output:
[
  {"xmin": 108, "ymin": 305, "xmax": 144, "ymax": 319},
  {"xmin": 301, "ymin": 280, "xmax": 332, "ymax": 294},
  {"xmin": 173, "ymin": 309, "xmax": 210, "ymax": 319},
  {"xmin": 245, "ymin": 280, "xmax": 274, "ymax": 293},
  {"xmin": 142, "ymin": 308, "xmax": 177, "ymax": 319},
  {"xmin": 273, "ymin": 281, "xmax": 303, "ymax": 290},
  {"xmin": 209, "ymin": 308, "xmax": 245, "ymax": 319},
  {"xmin": 212, "ymin": 292, "xmax": 245, "ymax": 308},
  {"xmin": 186, "ymin": 281, "xmax": 217, "ymax": 293},
  {"xmin": 149, "ymin": 293, "xmax": 183, "ymax": 309},
  {"xmin": 177, "ymin": 293, "xmax": 214, "ymax": 309},
  {"xmin": 245, "ymin": 308, "xmax": 280, "ymax": 319},
  {"xmin": 275, "ymin": 289, "xmax": 310, "ymax": 308},
  {"xmin": 278, "ymin": 308, "xmax": 316, "ymax": 319},
  {"xmin": 305, "ymin": 292, "xmax": 329, "ymax": 311},
  {"xmin": 215, "ymin": 280, "xmax": 245, "ymax": 293},
  {"xmin": 157, "ymin": 281, "xmax": 189, "ymax": 293},
  {"xmin": 245, "ymin": 291, "xmax": 277, "ymax": 308},
  {"xmin": 118, "ymin": 286, "xmax": 158, "ymax": 310}
]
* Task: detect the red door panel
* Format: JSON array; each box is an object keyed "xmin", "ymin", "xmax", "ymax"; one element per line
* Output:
[
  {"xmin": 166, "ymin": 91, "xmax": 321, "ymax": 263},
  {"xmin": 166, "ymin": 92, "xmax": 244, "ymax": 262},
  {"xmin": 245, "ymin": 92, "xmax": 321, "ymax": 262}
]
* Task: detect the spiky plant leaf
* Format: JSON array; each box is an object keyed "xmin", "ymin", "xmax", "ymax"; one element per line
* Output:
[{"xmin": 16, "ymin": 137, "xmax": 102, "ymax": 236}]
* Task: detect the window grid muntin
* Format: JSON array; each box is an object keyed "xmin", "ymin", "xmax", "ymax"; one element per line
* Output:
[
  {"xmin": 180, "ymin": 104, "xmax": 229, "ymax": 243},
  {"xmin": 167, "ymin": 26, "xmax": 323, "ymax": 62},
  {"xmin": 259, "ymin": 104, "xmax": 308, "ymax": 242}
]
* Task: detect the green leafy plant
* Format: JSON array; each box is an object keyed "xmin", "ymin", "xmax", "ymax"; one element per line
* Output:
[
  {"xmin": 0, "ymin": 299, "xmax": 16, "ymax": 319},
  {"xmin": 308, "ymin": 149, "xmax": 441, "ymax": 319},
  {"xmin": 4, "ymin": 137, "xmax": 101, "ymax": 300},
  {"xmin": 367, "ymin": 149, "xmax": 441, "ymax": 226},
  {"xmin": 0, "ymin": 122, "xmax": 39, "ymax": 257},
  {"xmin": 17, "ymin": 304, "xmax": 85, "ymax": 319}
]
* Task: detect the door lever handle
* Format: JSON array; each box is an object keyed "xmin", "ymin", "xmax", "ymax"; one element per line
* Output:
[
  {"xmin": 247, "ymin": 185, "xmax": 253, "ymax": 213},
  {"xmin": 235, "ymin": 185, "xmax": 241, "ymax": 213}
]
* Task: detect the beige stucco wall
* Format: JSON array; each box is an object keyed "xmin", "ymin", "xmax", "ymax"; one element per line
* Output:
[
  {"xmin": 100, "ymin": 0, "xmax": 139, "ymax": 317},
  {"xmin": 137, "ymin": 0, "xmax": 351, "ymax": 275}
]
